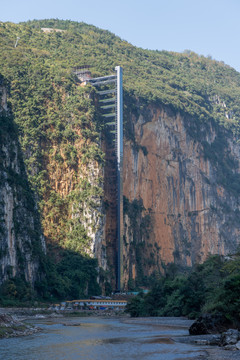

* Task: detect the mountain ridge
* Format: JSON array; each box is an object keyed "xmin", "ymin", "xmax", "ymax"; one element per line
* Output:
[{"xmin": 0, "ymin": 19, "xmax": 240, "ymax": 296}]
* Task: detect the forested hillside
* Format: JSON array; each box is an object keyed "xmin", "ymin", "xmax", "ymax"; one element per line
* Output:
[
  {"xmin": 1, "ymin": 19, "xmax": 240, "ymax": 300},
  {"xmin": 2, "ymin": 19, "xmax": 240, "ymax": 130}
]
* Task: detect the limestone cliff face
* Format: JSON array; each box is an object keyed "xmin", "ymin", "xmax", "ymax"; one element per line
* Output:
[
  {"xmin": 123, "ymin": 102, "xmax": 240, "ymax": 287},
  {"xmin": 0, "ymin": 80, "xmax": 45, "ymax": 286},
  {"xmin": 41, "ymin": 127, "xmax": 106, "ymax": 271}
]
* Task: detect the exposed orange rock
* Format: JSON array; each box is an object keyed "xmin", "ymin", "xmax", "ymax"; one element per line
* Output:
[{"xmin": 122, "ymin": 104, "xmax": 240, "ymax": 287}]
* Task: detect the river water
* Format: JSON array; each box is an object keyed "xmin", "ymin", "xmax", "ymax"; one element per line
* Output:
[{"xmin": 0, "ymin": 316, "xmax": 209, "ymax": 360}]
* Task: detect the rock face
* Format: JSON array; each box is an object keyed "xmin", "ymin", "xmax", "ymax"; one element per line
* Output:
[
  {"xmin": 0, "ymin": 76, "xmax": 45, "ymax": 286},
  {"xmin": 123, "ymin": 101, "xmax": 240, "ymax": 286}
]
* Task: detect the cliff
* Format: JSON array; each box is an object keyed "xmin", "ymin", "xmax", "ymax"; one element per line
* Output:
[
  {"xmin": 1, "ymin": 20, "xmax": 240, "ymax": 294},
  {"xmin": 0, "ymin": 75, "xmax": 45, "ymax": 287},
  {"xmin": 123, "ymin": 101, "xmax": 240, "ymax": 287}
]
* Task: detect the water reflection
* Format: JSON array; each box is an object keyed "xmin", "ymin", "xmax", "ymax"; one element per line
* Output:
[{"xmin": 0, "ymin": 317, "xmax": 208, "ymax": 360}]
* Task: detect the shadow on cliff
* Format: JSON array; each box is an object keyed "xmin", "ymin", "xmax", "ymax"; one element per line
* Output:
[
  {"xmin": 0, "ymin": 95, "xmax": 102, "ymax": 304},
  {"xmin": 36, "ymin": 245, "xmax": 102, "ymax": 301}
]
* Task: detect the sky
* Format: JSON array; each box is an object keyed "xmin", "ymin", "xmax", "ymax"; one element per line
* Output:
[{"xmin": 1, "ymin": 0, "xmax": 240, "ymax": 72}]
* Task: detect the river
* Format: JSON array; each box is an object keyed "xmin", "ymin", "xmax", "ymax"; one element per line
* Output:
[{"xmin": 0, "ymin": 316, "xmax": 209, "ymax": 360}]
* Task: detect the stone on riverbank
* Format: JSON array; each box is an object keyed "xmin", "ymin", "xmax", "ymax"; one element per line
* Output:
[
  {"xmin": 0, "ymin": 313, "xmax": 40, "ymax": 338},
  {"xmin": 188, "ymin": 314, "xmax": 240, "ymax": 352},
  {"xmin": 188, "ymin": 322, "xmax": 240, "ymax": 352},
  {"xmin": 220, "ymin": 329, "xmax": 239, "ymax": 346}
]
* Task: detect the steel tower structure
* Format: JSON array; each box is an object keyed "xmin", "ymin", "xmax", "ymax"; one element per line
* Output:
[{"xmin": 74, "ymin": 66, "xmax": 123, "ymax": 291}]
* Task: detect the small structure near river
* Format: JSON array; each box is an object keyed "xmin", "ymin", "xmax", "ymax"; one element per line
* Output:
[{"xmin": 51, "ymin": 299, "xmax": 127, "ymax": 311}]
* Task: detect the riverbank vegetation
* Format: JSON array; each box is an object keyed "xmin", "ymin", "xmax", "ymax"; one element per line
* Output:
[{"xmin": 126, "ymin": 253, "xmax": 240, "ymax": 324}]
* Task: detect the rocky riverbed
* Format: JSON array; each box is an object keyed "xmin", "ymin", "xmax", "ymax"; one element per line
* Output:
[
  {"xmin": 1, "ymin": 309, "xmax": 240, "ymax": 360},
  {"xmin": 0, "ymin": 307, "xmax": 127, "ymax": 338}
]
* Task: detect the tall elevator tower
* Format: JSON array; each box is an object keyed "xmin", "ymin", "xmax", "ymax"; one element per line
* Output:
[{"xmin": 74, "ymin": 66, "xmax": 123, "ymax": 291}]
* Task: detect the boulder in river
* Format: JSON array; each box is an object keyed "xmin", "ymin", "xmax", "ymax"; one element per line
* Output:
[
  {"xmin": 189, "ymin": 314, "xmax": 232, "ymax": 335},
  {"xmin": 220, "ymin": 329, "xmax": 240, "ymax": 346}
]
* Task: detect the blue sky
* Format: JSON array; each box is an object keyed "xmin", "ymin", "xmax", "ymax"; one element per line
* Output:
[{"xmin": 1, "ymin": 0, "xmax": 240, "ymax": 72}]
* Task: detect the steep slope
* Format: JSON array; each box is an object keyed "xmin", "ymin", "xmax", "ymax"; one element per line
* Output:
[
  {"xmin": 0, "ymin": 74, "xmax": 45, "ymax": 288},
  {"xmin": 0, "ymin": 21, "xmax": 106, "ymax": 264},
  {"xmin": 1, "ymin": 19, "xmax": 240, "ymax": 291}
]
